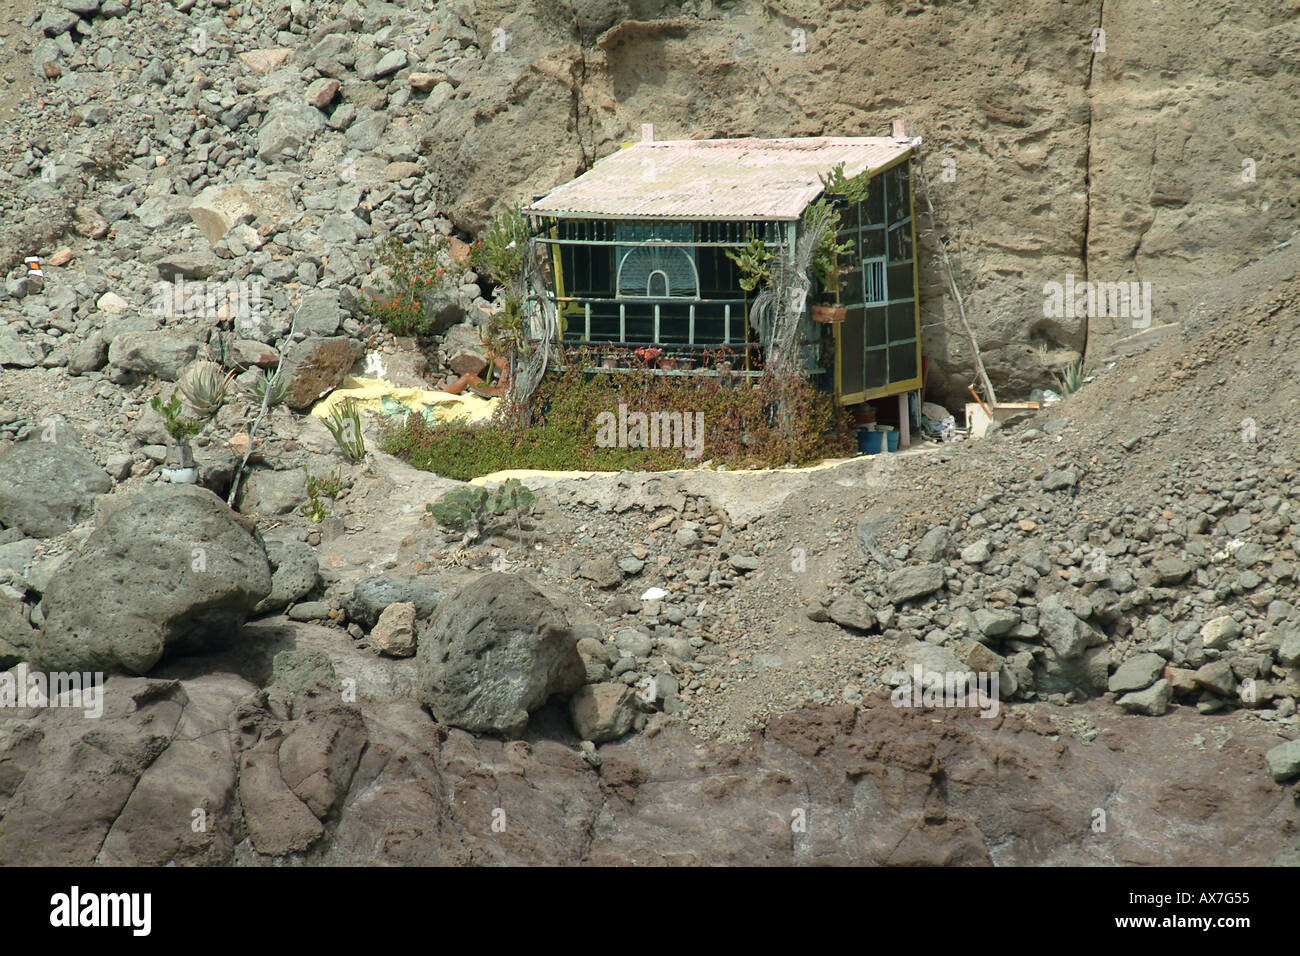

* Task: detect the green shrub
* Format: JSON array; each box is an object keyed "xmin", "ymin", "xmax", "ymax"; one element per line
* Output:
[
  {"xmin": 151, "ymin": 390, "xmax": 205, "ymax": 442},
  {"xmin": 381, "ymin": 348, "xmax": 853, "ymax": 480}
]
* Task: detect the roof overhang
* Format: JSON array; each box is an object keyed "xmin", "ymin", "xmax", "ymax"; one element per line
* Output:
[{"xmin": 525, "ymin": 135, "xmax": 920, "ymax": 222}]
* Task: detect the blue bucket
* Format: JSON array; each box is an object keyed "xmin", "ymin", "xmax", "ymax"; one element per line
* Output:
[
  {"xmin": 859, "ymin": 430, "xmax": 884, "ymax": 454},
  {"xmin": 886, "ymin": 430, "xmax": 900, "ymax": 452}
]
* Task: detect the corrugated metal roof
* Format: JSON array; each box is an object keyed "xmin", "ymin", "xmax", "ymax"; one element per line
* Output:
[{"xmin": 525, "ymin": 136, "xmax": 917, "ymax": 221}]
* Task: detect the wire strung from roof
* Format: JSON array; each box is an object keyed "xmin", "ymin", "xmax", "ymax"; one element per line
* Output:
[{"xmin": 912, "ymin": 142, "xmax": 999, "ymax": 409}]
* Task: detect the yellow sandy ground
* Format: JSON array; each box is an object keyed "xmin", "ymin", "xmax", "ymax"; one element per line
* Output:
[{"xmin": 309, "ymin": 377, "xmax": 498, "ymax": 424}]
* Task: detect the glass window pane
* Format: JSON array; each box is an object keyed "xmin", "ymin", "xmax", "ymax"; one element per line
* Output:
[
  {"xmin": 888, "ymin": 301, "xmax": 915, "ymax": 342},
  {"xmin": 887, "ymin": 262, "xmax": 913, "ymax": 300},
  {"xmin": 862, "ymin": 228, "xmax": 885, "ymax": 258},
  {"xmin": 889, "ymin": 342, "xmax": 917, "ymax": 383},
  {"xmin": 888, "ymin": 223, "xmax": 912, "ymax": 263},
  {"xmin": 866, "ymin": 348, "xmax": 888, "ymax": 389},
  {"xmin": 865, "ymin": 306, "xmax": 887, "ymax": 347}
]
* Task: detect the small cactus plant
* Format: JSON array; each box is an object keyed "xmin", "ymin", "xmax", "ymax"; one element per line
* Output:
[{"xmin": 427, "ymin": 478, "xmax": 536, "ymax": 545}]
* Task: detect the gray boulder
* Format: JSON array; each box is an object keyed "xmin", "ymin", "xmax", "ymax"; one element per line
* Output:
[
  {"xmin": 0, "ymin": 326, "xmax": 40, "ymax": 368},
  {"xmin": 36, "ymin": 485, "xmax": 272, "ymax": 674},
  {"xmin": 913, "ymin": 525, "xmax": 952, "ymax": 562},
  {"xmin": 107, "ymin": 330, "xmax": 203, "ymax": 381},
  {"xmin": 256, "ymin": 102, "xmax": 325, "ymax": 162},
  {"xmin": 1038, "ymin": 595, "xmax": 1105, "ymax": 658},
  {"xmin": 827, "ymin": 595, "xmax": 875, "ymax": 632},
  {"xmin": 0, "ymin": 440, "xmax": 111, "ymax": 538},
  {"xmin": 344, "ymin": 576, "xmax": 442, "ymax": 630},
  {"xmin": 293, "ymin": 288, "xmax": 341, "ymax": 337},
  {"xmin": 1265, "ymin": 739, "xmax": 1300, "ymax": 783},
  {"xmin": 254, "ymin": 535, "xmax": 320, "ymax": 614},
  {"xmin": 887, "ymin": 564, "xmax": 946, "ymax": 604},
  {"xmin": 1118, "ymin": 678, "xmax": 1174, "ymax": 716},
  {"xmin": 237, "ymin": 467, "xmax": 307, "ymax": 517},
  {"xmin": 1108, "ymin": 653, "xmax": 1166, "ymax": 693},
  {"xmin": 0, "ymin": 592, "xmax": 32, "ymax": 666},
  {"xmin": 417, "ymin": 573, "xmax": 592, "ymax": 737}
]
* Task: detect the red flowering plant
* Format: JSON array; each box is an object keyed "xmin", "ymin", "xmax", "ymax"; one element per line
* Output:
[
  {"xmin": 362, "ymin": 232, "xmax": 464, "ymax": 336},
  {"xmin": 633, "ymin": 346, "xmax": 662, "ymax": 367}
]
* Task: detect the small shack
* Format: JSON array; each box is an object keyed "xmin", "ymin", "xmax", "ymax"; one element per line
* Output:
[{"xmin": 523, "ymin": 126, "xmax": 924, "ymax": 417}]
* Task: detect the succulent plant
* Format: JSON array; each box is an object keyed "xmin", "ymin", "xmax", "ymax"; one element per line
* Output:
[
  {"xmin": 245, "ymin": 368, "xmax": 288, "ymax": 409},
  {"xmin": 426, "ymin": 479, "xmax": 536, "ymax": 537},
  {"xmin": 179, "ymin": 360, "xmax": 236, "ymax": 417},
  {"xmin": 323, "ymin": 398, "xmax": 366, "ymax": 462}
]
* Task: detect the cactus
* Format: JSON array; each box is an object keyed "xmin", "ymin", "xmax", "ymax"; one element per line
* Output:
[{"xmin": 426, "ymin": 478, "xmax": 536, "ymax": 544}]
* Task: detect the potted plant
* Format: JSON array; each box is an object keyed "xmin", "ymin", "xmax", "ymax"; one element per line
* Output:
[
  {"xmin": 811, "ymin": 299, "xmax": 847, "ymax": 324},
  {"xmin": 151, "ymin": 390, "xmax": 204, "ymax": 484}
]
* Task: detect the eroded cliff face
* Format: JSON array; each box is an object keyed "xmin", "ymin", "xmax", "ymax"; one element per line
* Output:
[{"xmin": 424, "ymin": 0, "xmax": 1299, "ymax": 407}]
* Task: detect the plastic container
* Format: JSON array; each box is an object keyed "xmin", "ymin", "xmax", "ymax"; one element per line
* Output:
[
  {"xmin": 859, "ymin": 430, "xmax": 885, "ymax": 454},
  {"xmin": 886, "ymin": 431, "xmax": 900, "ymax": 452}
]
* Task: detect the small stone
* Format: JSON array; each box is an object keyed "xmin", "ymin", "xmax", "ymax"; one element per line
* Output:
[
  {"xmin": 1117, "ymin": 679, "xmax": 1173, "ymax": 716},
  {"xmin": 306, "ymin": 77, "xmax": 340, "ymax": 108},
  {"xmin": 1199, "ymin": 615, "xmax": 1242, "ymax": 650},
  {"xmin": 239, "ymin": 48, "xmax": 293, "ymax": 74},
  {"xmin": 1108, "ymin": 653, "xmax": 1166, "ymax": 693},
  {"xmin": 373, "ymin": 49, "xmax": 408, "ymax": 78},
  {"xmin": 1153, "ymin": 556, "xmax": 1191, "ymax": 585},
  {"xmin": 827, "ymin": 595, "xmax": 875, "ymax": 632},
  {"xmin": 370, "ymin": 601, "xmax": 417, "ymax": 657},
  {"xmin": 1193, "ymin": 660, "xmax": 1237, "ymax": 697},
  {"xmin": 1264, "ymin": 738, "xmax": 1300, "ymax": 782}
]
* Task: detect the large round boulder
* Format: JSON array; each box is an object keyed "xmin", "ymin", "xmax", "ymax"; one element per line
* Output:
[
  {"xmin": 417, "ymin": 573, "xmax": 594, "ymax": 738},
  {"xmin": 36, "ymin": 485, "xmax": 272, "ymax": 674},
  {"xmin": 0, "ymin": 439, "xmax": 111, "ymax": 538}
]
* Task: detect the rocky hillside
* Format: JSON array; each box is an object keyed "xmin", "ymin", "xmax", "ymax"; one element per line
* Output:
[
  {"xmin": 3, "ymin": 1, "xmax": 1298, "ymax": 404},
  {"xmin": 0, "ymin": 0, "xmax": 1298, "ymax": 866}
]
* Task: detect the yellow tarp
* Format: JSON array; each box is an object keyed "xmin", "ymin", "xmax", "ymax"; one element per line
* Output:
[{"xmin": 309, "ymin": 376, "xmax": 498, "ymax": 424}]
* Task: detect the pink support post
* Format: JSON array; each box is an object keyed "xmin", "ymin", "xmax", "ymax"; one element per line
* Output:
[{"xmin": 898, "ymin": 392, "xmax": 910, "ymax": 449}]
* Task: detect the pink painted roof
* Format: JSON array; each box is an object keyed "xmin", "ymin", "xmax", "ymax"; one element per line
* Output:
[{"xmin": 526, "ymin": 136, "xmax": 918, "ymax": 221}]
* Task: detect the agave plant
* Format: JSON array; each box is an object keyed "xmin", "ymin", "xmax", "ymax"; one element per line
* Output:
[
  {"xmin": 323, "ymin": 398, "xmax": 366, "ymax": 462},
  {"xmin": 1055, "ymin": 359, "xmax": 1085, "ymax": 397},
  {"xmin": 245, "ymin": 368, "xmax": 288, "ymax": 409},
  {"xmin": 179, "ymin": 360, "xmax": 236, "ymax": 417}
]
